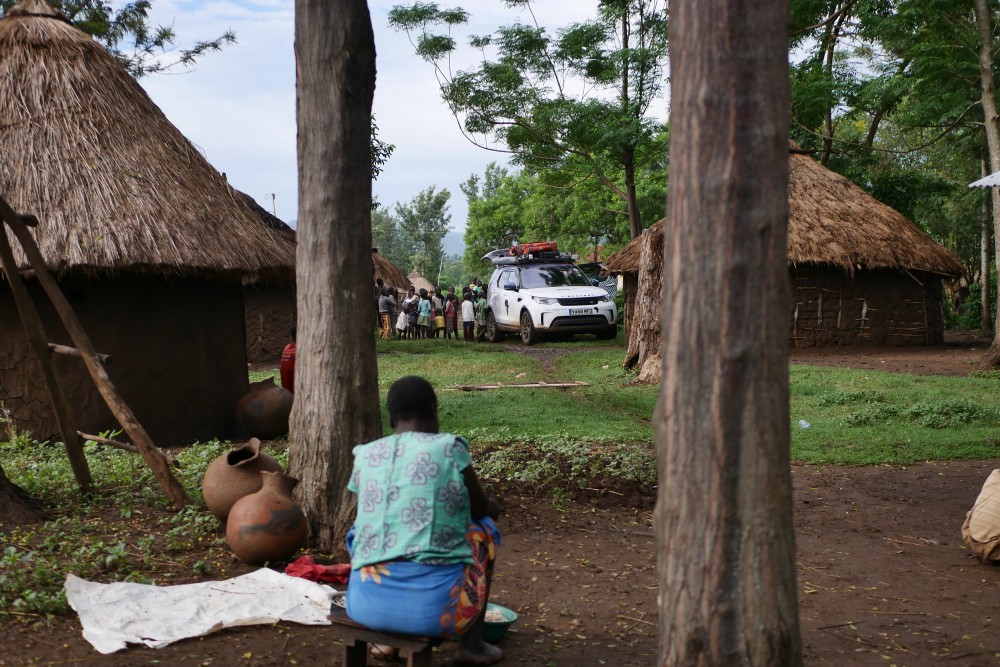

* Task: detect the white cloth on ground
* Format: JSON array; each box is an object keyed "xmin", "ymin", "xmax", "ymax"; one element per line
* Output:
[{"xmin": 65, "ymin": 567, "xmax": 334, "ymax": 654}]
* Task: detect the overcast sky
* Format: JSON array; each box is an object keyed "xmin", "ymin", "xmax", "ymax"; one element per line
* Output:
[{"xmin": 140, "ymin": 0, "xmax": 604, "ymax": 231}]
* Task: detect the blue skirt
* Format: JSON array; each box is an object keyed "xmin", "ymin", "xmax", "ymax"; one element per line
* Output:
[{"xmin": 345, "ymin": 518, "xmax": 500, "ymax": 638}]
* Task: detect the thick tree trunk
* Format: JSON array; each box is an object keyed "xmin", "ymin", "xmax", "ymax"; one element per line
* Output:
[
  {"xmin": 290, "ymin": 0, "xmax": 381, "ymax": 552},
  {"xmin": 627, "ymin": 228, "xmax": 663, "ymax": 378},
  {"xmin": 974, "ymin": 0, "xmax": 1000, "ymax": 365},
  {"xmin": 656, "ymin": 1, "xmax": 801, "ymax": 665},
  {"xmin": 0, "ymin": 460, "xmax": 45, "ymax": 530}
]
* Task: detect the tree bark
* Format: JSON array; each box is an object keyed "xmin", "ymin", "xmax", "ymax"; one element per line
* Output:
[
  {"xmin": 974, "ymin": 0, "xmax": 1000, "ymax": 365},
  {"xmin": 656, "ymin": 0, "xmax": 801, "ymax": 664},
  {"xmin": 626, "ymin": 228, "xmax": 663, "ymax": 376},
  {"xmin": 982, "ymin": 159, "xmax": 992, "ymax": 334},
  {"xmin": 290, "ymin": 0, "xmax": 382, "ymax": 552},
  {"xmin": 0, "ymin": 460, "xmax": 46, "ymax": 530}
]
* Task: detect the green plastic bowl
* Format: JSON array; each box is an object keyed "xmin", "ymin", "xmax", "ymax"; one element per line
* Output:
[{"xmin": 482, "ymin": 602, "xmax": 517, "ymax": 643}]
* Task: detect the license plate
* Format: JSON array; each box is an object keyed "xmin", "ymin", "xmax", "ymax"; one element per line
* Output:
[{"xmin": 569, "ymin": 307, "xmax": 595, "ymax": 315}]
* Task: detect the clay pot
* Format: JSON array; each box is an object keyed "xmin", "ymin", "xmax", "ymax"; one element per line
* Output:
[
  {"xmin": 226, "ymin": 471, "xmax": 308, "ymax": 565},
  {"xmin": 202, "ymin": 438, "xmax": 283, "ymax": 521},
  {"xmin": 236, "ymin": 377, "xmax": 294, "ymax": 439}
]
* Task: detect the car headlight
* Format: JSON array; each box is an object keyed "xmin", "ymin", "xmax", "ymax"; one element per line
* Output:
[
  {"xmin": 532, "ymin": 296, "xmax": 559, "ymax": 305},
  {"xmin": 599, "ymin": 294, "xmax": 611, "ymax": 302}
]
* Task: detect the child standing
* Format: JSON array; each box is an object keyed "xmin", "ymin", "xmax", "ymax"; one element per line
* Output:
[
  {"xmin": 417, "ymin": 289, "xmax": 433, "ymax": 339},
  {"xmin": 445, "ymin": 293, "xmax": 458, "ymax": 340},
  {"xmin": 474, "ymin": 290, "xmax": 487, "ymax": 341},
  {"xmin": 434, "ymin": 308, "xmax": 446, "ymax": 339},
  {"xmin": 461, "ymin": 292, "xmax": 476, "ymax": 342}
]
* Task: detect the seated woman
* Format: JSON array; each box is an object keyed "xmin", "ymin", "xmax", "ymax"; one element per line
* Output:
[{"xmin": 346, "ymin": 376, "xmax": 504, "ymax": 666}]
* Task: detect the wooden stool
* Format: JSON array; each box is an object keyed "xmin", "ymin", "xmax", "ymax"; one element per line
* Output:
[{"xmin": 328, "ymin": 604, "xmax": 441, "ymax": 667}]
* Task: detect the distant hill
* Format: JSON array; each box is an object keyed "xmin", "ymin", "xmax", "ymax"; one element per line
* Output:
[{"xmin": 443, "ymin": 231, "xmax": 465, "ymax": 257}]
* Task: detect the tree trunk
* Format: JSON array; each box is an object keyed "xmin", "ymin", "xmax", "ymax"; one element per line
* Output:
[
  {"xmin": 626, "ymin": 228, "xmax": 663, "ymax": 377},
  {"xmin": 0, "ymin": 460, "xmax": 45, "ymax": 530},
  {"xmin": 656, "ymin": 0, "xmax": 801, "ymax": 664},
  {"xmin": 974, "ymin": 0, "xmax": 1000, "ymax": 365},
  {"xmin": 982, "ymin": 159, "xmax": 992, "ymax": 334},
  {"xmin": 622, "ymin": 272, "xmax": 639, "ymax": 367},
  {"xmin": 290, "ymin": 0, "xmax": 381, "ymax": 552}
]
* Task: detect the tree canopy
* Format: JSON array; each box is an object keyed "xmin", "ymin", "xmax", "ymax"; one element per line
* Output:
[{"xmin": 388, "ymin": 0, "xmax": 669, "ymax": 239}]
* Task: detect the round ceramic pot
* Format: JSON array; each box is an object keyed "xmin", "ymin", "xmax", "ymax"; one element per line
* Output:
[
  {"xmin": 202, "ymin": 437, "xmax": 283, "ymax": 521},
  {"xmin": 226, "ymin": 471, "xmax": 308, "ymax": 565}
]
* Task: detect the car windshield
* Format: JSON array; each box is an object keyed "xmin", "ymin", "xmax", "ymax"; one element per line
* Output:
[{"xmin": 519, "ymin": 265, "xmax": 592, "ymax": 289}]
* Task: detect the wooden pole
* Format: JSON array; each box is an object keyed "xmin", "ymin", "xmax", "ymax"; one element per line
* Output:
[
  {"xmin": 0, "ymin": 201, "xmax": 189, "ymax": 508},
  {"xmin": 0, "ymin": 224, "xmax": 91, "ymax": 492},
  {"xmin": 49, "ymin": 343, "xmax": 111, "ymax": 365}
]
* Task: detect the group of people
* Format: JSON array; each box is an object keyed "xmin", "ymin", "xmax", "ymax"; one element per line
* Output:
[{"xmin": 377, "ymin": 279, "xmax": 489, "ymax": 342}]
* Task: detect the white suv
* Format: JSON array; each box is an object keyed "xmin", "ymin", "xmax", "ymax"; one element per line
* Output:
[{"xmin": 484, "ymin": 259, "xmax": 617, "ymax": 345}]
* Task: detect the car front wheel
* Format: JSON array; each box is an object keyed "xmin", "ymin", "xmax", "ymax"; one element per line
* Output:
[{"xmin": 520, "ymin": 310, "xmax": 539, "ymax": 345}]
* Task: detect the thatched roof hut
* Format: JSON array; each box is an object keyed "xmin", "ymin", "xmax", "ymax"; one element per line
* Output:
[
  {"xmin": 606, "ymin": 151, "xmax": 965, "ymax": 277},
  {"xmin": 0, "ymin": 0, "xmax": 295, "ymax": 279},
  {"xmin": 0, "ymin": 0, "xmax": 294, "ymax": 444},
  {"xmin": 407, "ymin": 270, "xmax": 435, "ymax": 293},
  {"xmin": 375, "ymin": 252, "xmax": 409, "ymax": 290},
  {"xmin": 605, "ymin": 150, "xmax": 966, "ymax": 380}
]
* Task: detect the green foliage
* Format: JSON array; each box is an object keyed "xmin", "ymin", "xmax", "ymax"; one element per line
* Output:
[
  {"xmin": 389, "ymin": 0, "xmax": 669, "ymax": 236},
  {"xmin": 0, "ymin": 0, "xmax": 236, "ymax": 78},
  {"xmin": 396, "ymin": 186, "xmax": 453, "ymax": 277}
]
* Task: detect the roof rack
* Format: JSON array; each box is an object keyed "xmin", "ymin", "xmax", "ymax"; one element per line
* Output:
[
  {"xmin": 489, "ymin": 252, "xmax": 576, "ymax": 266},
  {"xmin": 484, "ymin": 241, "xmax": 577, "ymax": 266}
]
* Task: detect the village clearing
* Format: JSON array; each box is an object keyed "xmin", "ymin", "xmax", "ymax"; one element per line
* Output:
[{"xmin": 2, "ymin": 336, "xmax": 1000, "ymax": 665}]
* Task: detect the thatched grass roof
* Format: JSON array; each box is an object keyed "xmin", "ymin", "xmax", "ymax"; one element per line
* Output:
[
  {"xmin": 604, "ymin": 150, "xmax": 965, "ymax": 278},
  {"xmin": 0, "ymin": 0, "xmax": 295, "ymax": 279},
  {"xmin": 407, "ymin": 271, "xmax": 435, "ymax": 293},
  {"xmin": 374, "ymin": 252, "xmax": 408, "ymax": 290}
]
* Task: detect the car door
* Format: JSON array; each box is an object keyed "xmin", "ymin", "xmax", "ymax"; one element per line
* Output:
[{"xmin": 492, "ymin": 268, "xmax": 517, "ymax": 327}]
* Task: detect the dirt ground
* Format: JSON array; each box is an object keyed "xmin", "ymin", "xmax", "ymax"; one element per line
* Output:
[{"xmin": 5, "ymin": 334, "xmax": 1000, "ymax": 666}]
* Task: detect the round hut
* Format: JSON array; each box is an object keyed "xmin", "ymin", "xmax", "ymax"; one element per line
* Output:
[
  {"xmin": 0, "ymin": 0, "xmax": 295, "ymax": 444},
  {"xmin": 407, "ymin": 270, "xmax": 435, "ymax": 294},
  {"xmin": 242, "ymin": 233, "xmax": 409, "ymax": 363},
  {"xmin": 605, "ymin": 148, "xmax": 966, "ymax": 382}
]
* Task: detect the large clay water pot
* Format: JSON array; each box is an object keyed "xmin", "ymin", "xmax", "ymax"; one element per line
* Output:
[
  {"xmin": 202, "ymin": 438, "xmax": 283, "ymax": 521},
  {"xmin": 226, "ymin": 471, "xmax": 307, "ymax": 565},
  {"xmin": 236, "ymin": 377, "xmax": 294, "ymax": 439}
]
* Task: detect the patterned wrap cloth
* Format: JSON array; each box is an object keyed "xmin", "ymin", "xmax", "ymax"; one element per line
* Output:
[{"xmin": 345, "ymin": 432, "xmax": 500, "ymax": 637}]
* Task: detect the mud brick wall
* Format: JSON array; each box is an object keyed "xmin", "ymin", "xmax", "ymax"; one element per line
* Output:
[
  {"xmin": 790, "ymin": 265, "xmax": 945, "ymax": 347},
  {"xmin": 243, "ymin": 284, "xmax": 296, "ymax": 364},
  {"xmin": 0, "ymin": 275, "xmax": 249, "ymax": 446}
]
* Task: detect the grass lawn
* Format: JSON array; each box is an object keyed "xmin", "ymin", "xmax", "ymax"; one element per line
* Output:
[{"xmin": 246, "ymin": 339, "xmax": 1000, "ymax": 468}]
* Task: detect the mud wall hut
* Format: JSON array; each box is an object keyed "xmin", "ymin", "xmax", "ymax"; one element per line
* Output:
[
  {"xmin": 604, "ymin": 149, "xmax": 966, "ymax": 383},
  {"xmin": 0, "ymin": 0, "xmax": 295, "ymax": 445},
  {"xmin": 242, "ymin": 230, "xmax": 409, "ymax": 364}
]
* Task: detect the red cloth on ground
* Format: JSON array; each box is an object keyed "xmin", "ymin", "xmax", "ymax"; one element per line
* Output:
[
  {"xmin": 284, "ymin": 555, "xmax": 350, "ymax": 584},
  {"xmin": 280, "ymin": 343, "xmax": 296, "ymax": 393}
]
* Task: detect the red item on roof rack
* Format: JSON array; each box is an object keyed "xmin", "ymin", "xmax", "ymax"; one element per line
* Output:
[{"xmin": 509, "ymin": 241, "xmax": 558, "ymax": 256}]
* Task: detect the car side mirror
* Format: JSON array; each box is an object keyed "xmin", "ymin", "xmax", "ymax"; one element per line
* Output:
[
  {"xmin": 504, "ymin": 283, "xmax": 518, "ymax": 291},
  {"xmin": 591, "ymin": 278, "xmax": 600, "ymax": 286}
]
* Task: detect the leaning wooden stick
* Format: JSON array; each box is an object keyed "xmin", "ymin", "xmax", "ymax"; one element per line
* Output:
[
  {"xmin": 0, "ymin": 198, "xmax": 189, "ymax": 508},
  {"xmin": 0, "ymin": 222, "xmax": 91, "ymax": 492}
]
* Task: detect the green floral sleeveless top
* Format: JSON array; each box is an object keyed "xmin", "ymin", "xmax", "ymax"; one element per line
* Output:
[{"xmin": 348, "ymin": 432, "xmax": 473, "ymax": 569}]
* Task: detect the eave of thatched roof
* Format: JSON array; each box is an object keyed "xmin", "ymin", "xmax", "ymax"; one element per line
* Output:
[
  {"xmin": 374, "ymin": 251, "xmax": 408, "ymax": 290},
  {"xmin": 0, "ymin": 0, "xmax": 295, "ymax": 280},
  {"xmin": 604, "ymin": 151, "xmax": 965, "ymax": 278}
]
